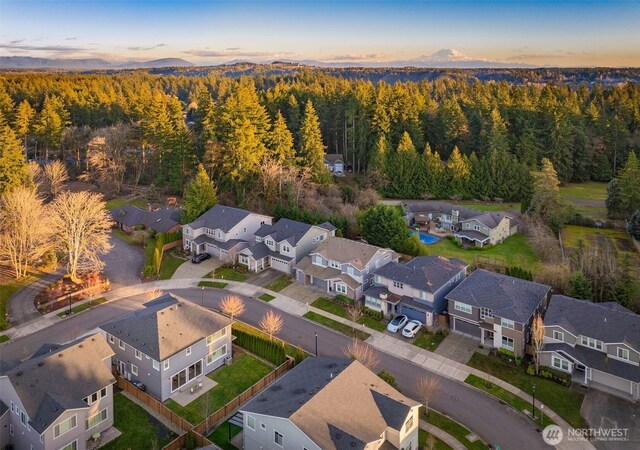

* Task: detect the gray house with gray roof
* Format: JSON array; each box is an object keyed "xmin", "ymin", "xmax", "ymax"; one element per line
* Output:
[
  {"xmin": 446, "ymin": 269, "xmax": 551, "ymax": 357},
  {"xmin": 539, "ymin": 295, "xmax": 640, "ymax": 400},
  {"xmin": 238, "ymin": 218, "xmax": 336, "ymax": 274},
  {"xmin": 363, "ymin": 256, "xmax": 468, "ymax": 325},
  {"xmin": 0, "ymin": 334, "xmax": 115, "ymax": 450},
  {"xmin": 240, "ymin": 357, "xmax": 420, "ymax": 450},
  {"xmin": 99, "ymin": 293, "xmax": 232, "ymax": 402},
  {"xmin": 110, "ymin": 205, "xmax": 182, "ymax": 233}
]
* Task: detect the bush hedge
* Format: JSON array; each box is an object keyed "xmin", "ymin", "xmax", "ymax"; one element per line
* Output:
[
  {"xmin": 528, "ymin": 364, "xmax": 572, "ymax": 386},
  {"xmin": 363, "ymin": 306, "xmax": 384, "ymax": 321},
  {"xmin": 143, "ymin": 231, "xmax": 183, "ymax": 276},
  {"xmin": 232, "ymin": 328, "xmax": 286, "ymax": 365},
  {"xmin": 504, "ymin": 266, "xmax": 533, "ymax": 281}
]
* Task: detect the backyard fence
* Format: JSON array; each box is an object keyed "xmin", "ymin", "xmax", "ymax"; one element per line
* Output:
[{"xmin": 163, "ymin": 430, "xmax": 213, "ymax": 450}]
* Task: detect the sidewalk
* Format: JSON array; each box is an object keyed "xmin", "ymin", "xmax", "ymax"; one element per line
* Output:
[{"xmin": 420, "ymin": 420, "xmax": 466, "ymax": 450}]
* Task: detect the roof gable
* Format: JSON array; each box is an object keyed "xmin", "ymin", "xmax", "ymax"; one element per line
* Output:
[
  {"xmin": 312, "ymin": 237, "xmax": 397, "ymax": 270},
  {"xmin": 187, "ymin": 205, "xmax": 269, "ymax": 232},
  {"xmin": 375, "ymin": 256, "xmax": 467, "ymax": 293}
]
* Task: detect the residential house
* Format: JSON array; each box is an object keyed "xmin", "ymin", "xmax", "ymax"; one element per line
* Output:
[
  {"xmin": 539, "ymin": 295, "xmax": 640, "ymax": 401},
  {"xmin": 294, "ymin": 237, "xmax": 399, "ymax": 300},
  {"xmin": 182, "ymin": 205, "xmax": 272, "ymax": 262},
  {"xmin": 323, "ymin": 153, "xmax": 344, "ymax": 174},
  {"xmin": 99, "ymin": 293, "xmax": 232, "ymax": 402},
  {"xmin": 0, "ymin": 334, "xmax": 115, "ymax": 450},
  {"xmin": 238, "ymin": 218, "xmax": 336, "ymax": 274},
  {"xmin": 110, "ymin": 205, "xmax": 182, "ymax": 233},
  {"xmin": 403, "ymin": 201, "xmax": 520, "ymax": 247},
  {"xmin": 240, "ymin": 357, "xmax": 420, "ymax": 450},
  {"xmin": 363, "ymin": 256, "xmax": 468, "ymax": 325},
  {"xmin": 446, "ymin": 269, "xmax": 551, "ymax": 357}
]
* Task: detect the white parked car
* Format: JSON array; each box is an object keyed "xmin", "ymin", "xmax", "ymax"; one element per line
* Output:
[
  {"xmin": 402, "ymin": 320, "xmax": 422, "ymax": 338},
  {"xmin": 387, "ymin": 314, "xmax": 408, "ymax": 333}
]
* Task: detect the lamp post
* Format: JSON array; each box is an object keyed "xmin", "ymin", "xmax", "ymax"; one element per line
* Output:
[
  {"xmin": 531, "ymin": 383, "xmax": 536, "ymax": 419},
  {"xmin": 67, "ymin": 294, "xmax": 71, "ymax": 316},
  {"xmin": 315, "ymin": 332, "xmax": 318, "ymax": 357},
  {"xmin": 201, "ymin": 286, "xmax": 204, "ymax": 307}
]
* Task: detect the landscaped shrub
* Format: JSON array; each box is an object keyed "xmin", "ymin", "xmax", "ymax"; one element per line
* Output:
[
  {"xmin": 232, "ymin": 328, "xmax": 286, "ymax": 365},
  {"xmin": 504, "ymin": 266, "xmax": 533, "ymax": 281},
  {"xmin": 335, "ymin": 294, "xmax": 355, "ymax": 305},
  {"xmin": 362, "ymin": 306, "xmax": 383, "ymax": 321},
  {"xmin": 378, "ymin": 370, "xmax": 401, "ymax": 392}
]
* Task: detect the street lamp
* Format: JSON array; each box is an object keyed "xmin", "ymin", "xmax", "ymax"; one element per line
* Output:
[
  {"xmin": 67, "ymin": 294, "xmax": 72, "ymax": 316},
  {"xmin": 201, "ymin": 286, "xmax": 204, "ymax": 307},
  {"xmin": 315, "ymin": 332, "xmax": 318, "ymax": 357},
  {"xmin": 531, "ymin": 383, "xmax": 536, "ymax": 419}
]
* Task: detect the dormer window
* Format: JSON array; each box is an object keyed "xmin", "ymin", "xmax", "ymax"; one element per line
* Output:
[
  {"xmin": 617, "ymin": 348, "xmax": 630, "ymax": 360},
  {"xmin": 330, "ymin": 260, "xmax": 341, "ymax": 269}
]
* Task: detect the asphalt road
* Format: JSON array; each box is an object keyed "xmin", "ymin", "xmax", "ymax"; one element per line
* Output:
[
  {"xmin": 0, "ymin": 288, "xmax": 548, "ymax": 450},
  {"xmin": 102, "ymin": 235, "xmax": 145, "ymax": 289}
]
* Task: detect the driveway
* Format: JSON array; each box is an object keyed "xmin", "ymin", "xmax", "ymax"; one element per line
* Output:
[
  {"xmin": 280, "ymin": 282, "xmax": 326, "ymax": 304},
  {"xmin": 6, "ymin": 269, "xmax": 65, "ymax": 327},
  {"xmin": 435, "ymin": 332, "xmax": 487, "ymax": 364},
  {"xmin": 171, "ymin": 258, "xmax": 220, "ymax": 279},
  {"xmin": 102, "ymin": 234, "xmax": 145, "ymax": 289},
  {"xmin": 245, "ymin": 269, "xmax": 283, "ymax": 288},
  {"xmin": 581, "ymin": 389, "xmax": 640, "ymax": 449}
]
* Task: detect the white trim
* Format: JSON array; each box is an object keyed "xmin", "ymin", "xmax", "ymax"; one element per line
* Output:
[
  {"xmin": 53, "ymin": 414, "xmax": 77, "ymax": 439},
  {"xmin": 274, "ymin": 429, "xmax": 284, "ymax": 447},
  {"xmin": 543, "ymin": 325, "xmax": 578, "ymax": 339}
]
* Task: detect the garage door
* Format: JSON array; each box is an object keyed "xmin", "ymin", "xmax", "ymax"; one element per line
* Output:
[
  {"xmin": 400, "ymin": 305, "xmax": 427, "ymax": 324},
  {"xmin": 205, "ymin": 243, "xmax": 220, "ymax": 258},
  {"xmin": 453, "ymin": 318, "xmax": 480, "ymax": 338},
  {"xmin": 270, "ymin": 257, "xmax": 291, "ymax": 273},
  {"xmin": 591, "ymin": 369, "xmax": 633, "ymax": 396}
]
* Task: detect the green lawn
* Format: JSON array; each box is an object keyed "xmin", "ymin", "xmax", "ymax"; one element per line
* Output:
[
  {"xmin": 102, "ymin": 393, "xmax": 174, "ymax": 450},
  {"xmin": 112, "ymin": 229, "xmax": 137, "ymax": 245},
  {"xmin": 165, "ymin": 354, "xmax": 273, "ymax": 425},
  {"xmin": 467, "ymin": 353, "xmax": 585, "ymax": 428},
  {"xmin": 105, "ymin": 197, "xmax": 147, "ymax": 210},
  {"xmin": 419, "ymin": 429, "xmax": 453, "ymax": 450},
  {"xmin": 424, "ymin": 410, "xmax": 487, "ymax": 450},
  {"xmin": 57, "ymin": 297, "xmax": 108, "ymax": 318},
  {"xmin": 232, "ymin": 321, "xmax": 308, "ymax": 361},
  {"xmin": 199, "ymin": 281, "xmax": 228, "ymax": 288},
  {"xmin": 258, "ymin": 293, "xmax": 275, "ymax": 302},
  {"xmin": 0, "ymin": 275, "xmax": 37, "ymax": 329},
  {"xmin": 265, "ymin": 275, "xmax": 292, "ymax": 292},
  {"xmin": 303, "ymin": 311, "xmax": 370, "ymax": 340},
  {"xmin": 413, "ymin": 330, "xmax": 447, "ymax": 351},
  {"xmin": 358, "ymin": 315, "xmax": 387, "ymax": 332},
  {"xmin": 0, "ymin": 335, "xmax": 9, "ymax": 343},
  {"xmin": 418, "ymin": 233, "xmax": 539, "ymax": 272},
  {"xmin": 311, "ymin": 297, "xmax": 386, "ymax": 331},
  {"xmin": 207, "ymin": 422, "xmax": 242, "ymax": 450},
  {"xmin": 458, "ymin": 201, "xmax": 521, "ymax": 212},
  {"xmin": 214, "ymin": 267, "xmax": 247, "ymax": 282},
  {"xmin": 158, "ymin": 252, "xmax": 185, "ymax": 280},
  {"xmin": 560, "ymin": 182, "xmax": 608, "ymax": 219}
]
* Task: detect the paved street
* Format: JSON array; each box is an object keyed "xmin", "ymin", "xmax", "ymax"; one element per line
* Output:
[{"xmin": 6, "ymin": 269, "xmax": 64, "ymax": 327}]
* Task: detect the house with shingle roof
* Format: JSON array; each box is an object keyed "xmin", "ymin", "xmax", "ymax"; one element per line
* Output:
[
  {"xmin": 323, "ymin": 153, "xmax": 344, "ymax": 174},
  {"xmin": 0, "ymin": 334, "xmax": 115, "ymax": 450},
  {"xmin": 238, "ymin": 218, "xmax": 336, "ymax": 274},
  {"xmin": 182, "ymin": 205, "xmax": 272, "ymax": 263},
  {"xmin": 446, "ymin": 269, "xmax": 551, "ymax": 357},
  {"xmin": 539, "ymin": 295, "xmax": 640, "ymax": 400},
  {"xmin": 363, "ymin": 256, "xmax": 468, "ymax": 325},
  {"xmin": 111, "ymin": 205, "xmax": 182, "ymax": 233},
  {"xmin": 240, "ymin": 357, "xmax": 420, "ymax": 450},
  {"xmin": 294, "ymin": 237, "xmax": 399, "ymax": 300},
  {"xmin": 99, "ymin": 293, "xmax": 232, "ymax": 401}
]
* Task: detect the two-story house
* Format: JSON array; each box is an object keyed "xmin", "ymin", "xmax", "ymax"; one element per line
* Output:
[
  {"xmin": 0, "ymin": 334, "xmax": 115, "ymax": 450},
  {"xmin": 324, "ymin": 153, "xmax": 344, "ymax": 174},
  {"xmin": 182, "ymin": 205, "xmax": 272, "ymax": 262},
  {"xmin": 446, "ymin": 269, "xmax": 551, "ymax": 357},
  {"xmin": 238, "ymin": 219, "xmax": 336, "ymax": 274},
  {"xmin": 539, "ymin": 295, "xmax": 640, "ymax": 401},
  {"xmin": 99, "ymin": 294, "xmax": 232, "ymax": 402},
  {"xmin": 363, "ymin": 256, "xmax": 468, "ymax": 325},
  {"xmin": 240, "ymin": 357, "xmax": 420, "ymax": 450},
  {"xmin": 294, "ymin": 237, "xmax": 399, "ymax": 300}
]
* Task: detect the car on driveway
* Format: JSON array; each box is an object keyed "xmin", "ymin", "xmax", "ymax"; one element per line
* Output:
[
  {"xmin": 402, "ymin": 320, "xmax": 422, "ymax": 338},
  {"xmin": 191, "ymin": 253, "xmax": 211, "ymax": 264},
  {"xmin": 387, "ymin": 314, "xmax": 408, "ymax": 333}
]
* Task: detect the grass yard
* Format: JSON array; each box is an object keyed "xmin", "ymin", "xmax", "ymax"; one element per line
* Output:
[
  {"xmin": 560, "ymin": 182, "xmax": 608, "ymax": 219},
  {"xmin": 418, "ymin": 233, "xmax": 539, "ymax": 272},
  {"xmin": 112, "ymin": 229, "xmax": 137, "ymax": 245},
  {"xmin": 105, "ymin": 196, "xmax": 147, "ymax": 210},
  {"xmin": 207, "ymin": 422, "xmax": 242, "ymax": 450},
  {"xmin": 102, "ymin": 393, "xmax": 174, "ymax": 450},
  {"xmin": 0, "ymin": 275, "xmax": 37, "ymax": 329},
  {"xmin": 424, "ymin": 410, "xmax": 487, "ymax": 450},
  {"xmin": 214, "ymin": 267, "xmax": 248, "ymax": 282},
  {"xmin": 265, "ymin": 275, "xmax": 292, "ymax": 292},
  {"xmin": 413, "ymin": 330, "xmax": 447, "ymax": 351},
  {"xmin": 419, "ymin": 429, "xmax": 453, "ymax": 450},
  {"xmin": 57, "ymin": 297, "xmax": 107, "ymax": 318},
  {"xmin": 0, "ymin": 335, "xmax": 9, "ymax": 343},
  {"xmin": 199, "ymin": 281, "xmax": 228, "ymax": 288},
  {"xmin": 165, "ymin": 353, "xmax": 273, "ymax": 425},
  {"xmin": 311, "ymin": 297, "xmax": 387, "ymax": 331},
  {"xmin": 458, "ymin": 201, "xmax": 521, "ymax": 212},
  {"xmin": 467, "ymin": 353, "xmax": 584, "ymax": 428},
  {"xmin": 258, "ymin": 293, "xmax": 275, "ymax": 302},
  {"xmin": 158, "ymin": 252, "xmax": 185, "ymax": 280},
  {"xmin": 303, "ymin": 311, "xmax": 371, "ymax": 340}
]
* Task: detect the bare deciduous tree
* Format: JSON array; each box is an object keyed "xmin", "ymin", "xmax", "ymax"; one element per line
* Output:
[
  {"xmin": 347, "ymin": 304, "xmax": 363, "ymax": 331},
  {"xmin": 36, "ymin": 160, "xmax": 68, "ymax": 198},
  {"xmin": 524, "ymin": 217, "xmax": 562, "ymax": 263},
  {"xmin": 534, "ymin": 262, "xmax": 571, "ymax": 294},
  {"xmin": 86, "ymin": 125, "xmax": 131, "ymax": 194},
  {"xmin": 50, "ymin": 191, "xmax": 113, "ymax": 283},
  {"xmin": 531, "ymin": 313, "xmax": 545, "ymax": 375},
  {"xmin": 259, "ymin": 310, "xmax": 283, "ymax": 341},
  {"xmin": 415, "ymin": 376, "xmax": 440, "ymax": 416},
  {"xmin": 144, "ymin": 288, "xmax": 164, "ymax": 301},
  {"xmin": 0, "ymin": 188, "xmax": 51, "ymax": 278},
  {"xmin": 571, "ymin": 239, "xmax": 620, "ymax": 302},
  {"xmin": 258, "ymin": 158, "xmax": 285, "ymax": 206},
  {"xmin": 344, "ymin": 339, "xmax": 380, "ymax": 370},
  {"xmin": 220, "ymin": 295, "xmax": 246, "ymax": 321}
]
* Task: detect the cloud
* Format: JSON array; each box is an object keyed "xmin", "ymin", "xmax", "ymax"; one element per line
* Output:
[
  {"xmin": 65, "ymin": 37, "xmax": 78, "ymax": 41},
  {"xmin": 326, "ymin": 53, "xmax": 387, "ymax": 61},
  {"xmin": 9, "ymin": 39, "xmax": 25, "ymax": 44},
  {"xmin": 506, "ymin": 53, "xmax": 567, "ymax": 61},
  {"xmin": 183, "ymin": 48, "xmax": 273, "ymax": 58},
  {"xmin": 0, "ymin": 42, "xmax": 88, "ymax": 53},
  {"xmin": 125, "ymin": 43, "xmax": 168, "ymax": 51}
]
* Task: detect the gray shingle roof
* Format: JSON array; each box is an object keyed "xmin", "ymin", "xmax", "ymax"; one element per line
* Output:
[
  {"xmin": 544, "ymin": 343, "xmax": 640, "ymax": 382},
  {"xmin": 317, "ymin": 221, "xmax": 337, "ymax": 232},
  {"xmin": 374, "ymin": 256, "xmax": 468, "ymax": 294},
  {"xmin": 187, "ymin": 205, "xmax": 267, "ymax": 232},
  {"xmin": 446, "ymin": 269, "xmax": 550, "ymax": 323},
  {"xmin": 310, "ymin": 237, "xmax": 397, "ymax": 270},
  {"xmin": 4, "ymin": 334, "xmax": 115, "ymax": 433},
  {"xmin": 454, "ymin": 230, "xmax": 491, "ymax": 242},
  {"xmin": 545, "ymin": 295, "xmax": 640, "ymax": 350},
  {"xmin": 254, "ymin": 218, "xmax": 313, "ymax": 246},
  {"xmin": 111, "ymin": 205, "xmax": 181, "ymax": 233},
  {"xmin": 241, "ymin": 242, "xmax": 293, "ymax": 262},
  {"xmin": 99, "ymin": 293, "xmax": 232, "ymax": 361},
  {"xmin": 405, "ymin": 202, "xmax": 518, "ymax": 230},
  {"xmin": 324, "ymin": 154, "xmax": 344, "ymax": 164}
]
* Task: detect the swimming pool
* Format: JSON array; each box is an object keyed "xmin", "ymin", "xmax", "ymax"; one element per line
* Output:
[{"xmin": 410, "ymin": 230, "xmax": 440, "ymax": 245}]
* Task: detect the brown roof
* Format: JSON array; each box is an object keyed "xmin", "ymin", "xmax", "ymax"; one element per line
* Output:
[{"xmin": 312, "ymin": 237, "xmax": 397, "ymax": 270}]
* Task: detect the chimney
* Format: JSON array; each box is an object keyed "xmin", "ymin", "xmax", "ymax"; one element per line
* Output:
[{"xmin": 380, "ymin": 293, "xmax": 388, "ymax": 300}]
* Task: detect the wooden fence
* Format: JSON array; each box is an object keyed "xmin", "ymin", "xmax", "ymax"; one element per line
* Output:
[{"xmin": 163, "ymin": 430, "xmax": 212, "ymax": 450}]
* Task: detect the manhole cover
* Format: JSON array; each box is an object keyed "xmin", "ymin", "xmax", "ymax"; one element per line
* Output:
[{"xmin": 450, "ymin": 395, "xmax": 459, "ymax": 402}]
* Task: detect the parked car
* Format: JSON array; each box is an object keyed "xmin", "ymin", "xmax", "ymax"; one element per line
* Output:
[
  {"xmin": 191, "ymin": 252, "xmax": 211, "ymax": 264},
  {"xmin": 387, "ymin": 314, "xmax": 408, "ymax": 333},
  {"xmin": 402, "ymin": 320, "xmax": 422, "ymax": 338}
]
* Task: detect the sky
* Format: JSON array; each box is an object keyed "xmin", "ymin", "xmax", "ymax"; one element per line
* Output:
[{"xmin": 1, "ymin": 0, "xmax": 639, "ymax": 67}]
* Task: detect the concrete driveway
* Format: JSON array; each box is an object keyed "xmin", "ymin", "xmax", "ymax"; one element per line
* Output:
[
  {"xmin": 434, "ymin": 332, "xmax": 486, "ymax": 364},
  {"xmin": 280, "ymin": 282, "xmax": 326, "ymax": 304},
  {"xmin": 581, "ymin": 389, "xmax": 640, "ymax": 449},
  {"xmin": 102, "ymin": 235, "xmax": 145, "ymax": 289},
  {"xmin": 171, "ymin": 257, "xmax": 220, "ymax": 279}
]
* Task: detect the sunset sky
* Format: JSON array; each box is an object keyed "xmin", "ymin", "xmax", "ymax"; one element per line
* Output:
[{"xmin": 1, "ymin": 0, "xmax": 639, "ymax": 67}]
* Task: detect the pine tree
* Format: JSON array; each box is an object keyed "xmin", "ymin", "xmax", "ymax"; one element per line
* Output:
[
  {"xmin": 618, "ymin": 152, "xmax": 640, "ymax": 217},
  {"xmin": 183, "ymin": 164, "xmax": 218, "ymax": 223},
  {"xmin": 269, "ymin": 111, "xmax": 296, "ymax": 166},
  {"xmin": 0, "ymin": 123, "xmax": 30, "ymax": 193},
  {"xmin": 299, "ymin": 100, "xmax": 330, "ymax": 183},
  {"xmin": 487, "ymin": 108, "xmax": 510, "ymax": 155},
  {"xmin": 447, "ymin": 146, "xmax": 470, "ymax": 198},
  {"xmin": 569, "ymin": 271, "xmax": 593, "ymax": 300},
  {"xmin": 14, "ymin": 100, "xmax": 35, "ymax": 152},
  {"xmin": 0, "ymin": 86, "xmax": 15, "ymax": 124},
  {"xmin": 628, "ymin": 209, "xmax": 640, "ymax": 240},
  {"xmin": 531, "ymin": 158, "xmax": 568, "ymax": 231},
  {"xmin": 421, "ymin": 143, "xmax": 446, "ymax": 198},
  {"xmin": 606, "ymin": 178, "xmax": 624, "ymax": 219},
  {"xmin": 369, "ymin": 134, "xmax": 389, "ymax": 172},
  {"xmin": 33, "ymin": 95, "xmax": 69, "ymax": 160},
  {"xmin": 385, "ymin": 131, "xmax": 420, "ymax": 198}
]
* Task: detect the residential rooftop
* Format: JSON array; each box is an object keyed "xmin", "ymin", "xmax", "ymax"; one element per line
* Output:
[
  {"xmin": 374, "ymin": 256, "xmax": 468, "ymax": 293},
  {"xmin": 110, "ymin": 205, "xmax": 181, "ymax": 233},
  {"xmin": 310, "ymin": 236, "xmax": 397, "ymax": 270},
  {"xmin": 186, "ymin": 204, "xmax": 269, "ymax": 232}
]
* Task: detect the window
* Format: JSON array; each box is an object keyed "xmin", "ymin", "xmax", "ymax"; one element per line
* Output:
[
  {"xmin": 171, "ymin": 361, "xmax": 203, "ymax": 392},
  {"xmin": 247, "ymin": 415, "xmax": 255, "ymax": 430},
  {"xmin": 365, "ymin": 296, "xmax": 381, "ymax": 308},
  {"xmin": 346, "ymin": 266, "xmax": 355, "ymax": 276},
  {"xmin": 54, "ymin": 415, "xmax": 77, "ymax": 438},
  {"xmin": 274, "ymin": 431, "xmax": 284, "ymax": 447},
  {"xmin": 119, "ymin": 340, "xmax": 125, "ymax": 350},
  {"xmin": 163, "ymin": 360, "xmax": 170, "ymax": 371},
  {"xmin": 480, "ymin": 308, "xmax": 493, "ymax": 320},
  {"xmin": 153, "ymin": 359, "xmax": 160, "ymax": 370},
  {"xmin": 393, "ymin": 281, "xmax": 404, "ymax": 289},
  {"xmin": 59, "ymin": 442, "xmax": 78, "ymax": 450},
  {"xmin": 581, "ymin": 336, "xmax": 603, "ymax": 351},
  {"xmin": 552, "ymin": 330, "xmax": 564, "ymax": 341},
  {"xmin": 186, "ymin": 346, "xmax": 192, "ymax": 356},
  {"xmin": 206, "ymin": 328, "xmax": 226, "ymax": 345},
  {"xmin": 419, "ymin": 291, "xmax": 428, "ymax": 300},
  {"xmin": 131, "ymin": 364, "xmax": 138, "ymax": 376},
  {"xmin": 10, "ymin": 401, "xmax": 14, "ymax": 413},
  {"xmin": 374, "ymin": 275, "xmax": 382, "ymax": 284},
  {"xmin": 260, "ymin": 422, "xmax": 266, "ymax": 430},
  {"xmin": 91, "ymin": 392, "xmax": 98, "ymax": 403},
  {"xmin": 313, "ymin": 255, "xmax": 323, "ymax": 265},
  {"xmin": 207, "ymin": 345, "xmax": 227, "ymax": 365},
  {"xmin": 282, "ymin": 245, "xmax": 290, "ymax": 253},
  {"xmin": 21, "ymin": 411, "xmax": 26, "ymax": 426},
  {"xmin": 86, "ymin": 408, "xmax": 108, "ymax": 429},
  {"xmin": 552, "ymin": 356, "xmax": 570, "ymax": 371},
  {"xmin": 330, "ymin": 260, "xmax": 341, "ymax": 269},
  {"xmin": 501, "ymin": 336, "xmax": 514, "ymax": 351},
  {"xmin": 108, "ymin": 334, "xmax": 114, "ymax": 344},
  {"xmin": 501, "ymin": 318, "xmax": 515, "ymax": 330},
  {"xmin": 101, "ymin": 388, "xmax": 107, "ymax": 397},
  {"xmin": 375, "ymin": 259, "xmax": 380, "ymax": 268},
  {"xmin": 454, "ymin": 302, "xmax": 472, "ymax": 314},
  {"xmin": 473, "ymin": 224, "xmax": 481, "ymax": 231},
  {"xmin": 9, "ymin": 424, "xmax": 13, "ymax": 436},
  {"xmin": 617, "ymin": 348, "xmax": 630, "ymax": 360},
  {"xmin": 266, "ymin": 239, "xmax": 274, "ymax": 246},
  {"xmin": 404, "ymin": 415, "xmax": 414, "ymax": 432},
  {"xmin": 335, "ymin": 283, "xmax": 347, "ymax": 294},
  {"xmin": 135, "ymin": 349, "xmax": 142, "ymax": 360}
]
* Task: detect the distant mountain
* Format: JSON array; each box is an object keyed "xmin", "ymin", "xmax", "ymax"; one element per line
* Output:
[
  {"xmin": 0, "ymin": 56, "xmax": 194, "ymax": 70},
  {"xmin": 118, "ymin": 58, "xmax": 195, "ymax": 69}
]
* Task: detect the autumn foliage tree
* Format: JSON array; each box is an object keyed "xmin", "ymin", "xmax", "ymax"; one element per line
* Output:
[
  {"xmin": 220, "ymin": 295, "xmax": 246, "ymax": 321},
  {"xmin": 259, "ymin": 310, "xmax": 283, "ymax": 341}
]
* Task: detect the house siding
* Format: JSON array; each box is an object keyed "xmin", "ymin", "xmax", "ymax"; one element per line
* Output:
[
  {"xmin": 606, "ymin": 343, "xmax": 640, "ymax": 365},
  {"xmin": 543, "ymin": 325, "xmax": 577, "ymax": 346},
  {"xmin": 242, "ymin": 413, "xmax": 320, "ymax": 450}
]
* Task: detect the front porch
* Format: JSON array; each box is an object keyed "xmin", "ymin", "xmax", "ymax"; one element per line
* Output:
[{"xmin": 239, "ymin": 254, "xmax": 270, "ymax": 273}]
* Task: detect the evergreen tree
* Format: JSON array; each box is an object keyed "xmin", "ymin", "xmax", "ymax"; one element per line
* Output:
[
  {"xmin": 183, "ymin": 164, "xmax": 218, "ymax": 223},
  {"xmin": 487, "ymin": 108, "xmax": 510, "ymax": 155},
  {"xmin": 0, "ymin": 123, "xmax": 30, "ymax": 193},
  {"xmin": 0, "ymin": 86, "xmax": 15, "ymax": 124},
  {"xmin": 530, "ymin": 158, "xmax": 569, "ymax": 231},
  {"xmin": 33, "ymin": 95, "xmax": 69, "ymax": 159},
  {"xmin": 299, "ymin": 100, "xmax": 330, "ymax": 183},
  {"xmin": 14, "ymin": 100, "xmax": 35, "ymax": 152},
  {"xmin": 369, "ymin": 134, "xmax": 389, "ymax": 172},
  {"xmin": 357, "ymin": 204, "xmax": 409, "ymax": 249},
  {"xmin": 421, "ymin": 143, "xmax": 446, "ymax": 198},
  {"xmin": 628, "ymin": 209, "xmax": 640, "ymax": 240},
  {"xmin": 435, "ymin": 99, "xmax": 468, "ymax": 155},
  {"xmin": 269, "ymin": 111, "xmax": 296, "ymax": 166},
  {"xmin": 192, "ymin": 86, "xmax": 217, "ymax": 154},
  {"xmin": 446, "ymin": 146, "xmax": 470, "ymax": 198},
  {"xmin": 606, "ymin": 178, "xmax": 624, "ymax": 219},
  {"xmin": 385, "ymin": 131, "xmax": 420, "ymax": 198},
  {"xmin": 618, "ymin": 152, "xmax": 640, "ymax": 217},
  {"xmin": 569, "ymin": 271, "xmax": 593, "ymax": 300}
]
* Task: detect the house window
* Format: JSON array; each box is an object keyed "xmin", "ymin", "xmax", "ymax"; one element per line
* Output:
[
  {"xmin": 336, "ymin": 284, "xmax": 347, "ymax": 294},
  {"xmin": 60, "ymin": 442, "xmax": 78, "ymax": 450},
  {"xmin": 480, "ymin": 308, "xmax": 493, "ymax": 320},
  {"xmin": 419, "ymin": 291, "xmax": 427, "ymax": 300},
  {"xmin": 206, "ymin": 328, "xmax": 226, "ymax": 345},
  {"xmin": 163, "ymin": 360, "xmax": 170, "ymax": 371},
  {"xmin": 454, "ymin": 302, "xmax": 472, "ymax": 314},
  {"xmin": 131, "ymin": 364, "xmax": 138, "ymax": 376},
  {"xmin": 370, "ymin": 277, "xmax": 374, "ymax": 285},
  {"xmin": 330, "ymin": 260, "xmax": 341, "ymax": 269},
  {"xmin": 501, "ymin": 336, "xmax": 514, "ymax": 351},
  {"xmin": 393, "ymin": 281, "xmax": 404, "ymax": 289},
  {"xmin": 261, "ymin": 422, "xmax": 266, "ymax": 430},
  {"xmin": 119, "ymin": 340, "xmax": 125, "ymax": 350},
  {"xmin": 501, "ymin": 318, "xmax": 515, "ymax": 330},
  {"xmin": 617, "ymin": 348, "xmax": 630, "ymax": 360},
  {"xmin": 346, "ymin": 266, "xmax": 355, "ymax": 276},
  {"xmin": 186, "ymin": 346, "xmax": 192, "ymax": 356},
  {"xmin": 313, "ymin": 255, "xmax": 323, "ymax": 265},
  {"xmin": 21, "ymin": 411, "xmax": 26, "ymax": 426},
  {"xmin": 365, "ymin": 296, "xmax": 381, "ymax": 308},
  {"xmin": 375, "ymin": 259, "xmax": 380, "ymax": 268},
  {"xmin": 135, "ymin": 349, "xmax": 142, "ymax": 360},
  {"xmin": 207, "ymin": 345, "xmax": 227, "ymax": 365},
  {"xmin": 552, "ymin": 356, "xmax": 570, "ymax": 371},
  {"xmin": 153, "ymin": 360, "xmax": 160, "ymax": 370},
  {"xmin": 405, "ymin": 415, "xmax": 414, "ymax": 432},
  {"xmin": 581, "ymin": 336, "xmax": 603, "ymax": 351},
  {"xmin": 274, "ymin": 431, "xmax": 284, "ymax": 447},
  {"xmin": 247, "ymin": 415, "xmax": 255, "ymax": 430},
  {"xmin": 9, "ymin": 424, "xmax": 13, "ymax": 436},
  {"xmin": 266, "ymin": 239, "xmax": 274, "ymax": 246},
  {"xmin": 552, "ymin": 330, "xmax": 564, "ymax": 341},
  {"xmin": 108, "ymin": 334, "xmax": 114, "ymax": 344},
  {"xmin": 10, "ymin": 401, "xmax": 14, "ymax": 413},
  {"xmin": 54, "ymin": 415, "xmax": 77, "ymax": 438},
  {"xmin": 101, "ymin": 388, "xmax": 107, "ymax": 397},
  {"xmin": 171, "ymin": 360, "xmax": 203, "ymax": 392},
  {"xmin": 473, "ymin": 224, "xmax": 481, "ymax": 231},
  {"xmin": 91, "ymin": 392, "xmax": 98, "ymax": 403},
  {"xmin": 375, "ymin": 275, "xmax": 382, "ymax": 284},
  {"xmin": 86, "ymin": 408, "xmax": 108, "ymax": 429},
  {"xmin": 282, "ymin": 245, "xmax": 290, "ymax": 253}
]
